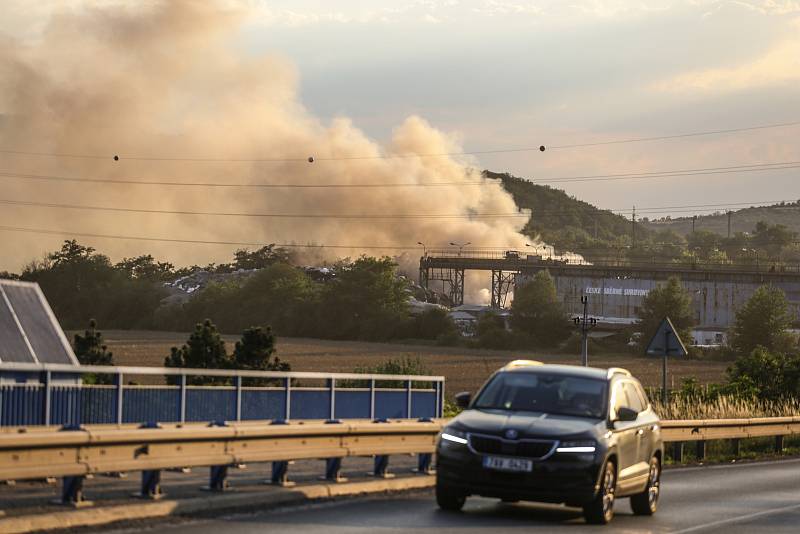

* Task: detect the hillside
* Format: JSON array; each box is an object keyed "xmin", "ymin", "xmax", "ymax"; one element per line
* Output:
[
  {"xmin": 489, "ymin": 170, "xmax": 649, "ymax": 258},
  {"xmin": 642, "ymin": 202, "xmax": 800, "ymax": 237}
]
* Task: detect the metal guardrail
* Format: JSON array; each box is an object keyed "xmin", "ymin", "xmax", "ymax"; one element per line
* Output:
[
  {"xmin": 0, "ymin": 418, "xmax": 445, "ymax": 504},
  {"xmin": 0, "ymin": 416, "xmax": 797, "ymax": 506},
  {"xmin": 661, "ymin": 416, "xmax": 800, "ymax": 461},
  {"xmin": 661, "ymin": 416, "xmax": 800, "ymax": 441},
  {"xmin": 0, "ymin": 363, "xmax": 446, "ymax": 426}
]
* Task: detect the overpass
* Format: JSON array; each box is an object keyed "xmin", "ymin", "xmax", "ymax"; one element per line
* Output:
[{"xmin": 419, "ymin": 250, "xmax": 800, "ymax": 332}]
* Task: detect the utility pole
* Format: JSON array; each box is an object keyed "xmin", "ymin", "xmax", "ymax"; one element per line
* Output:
[
  {"xmin": 573, "ymin": 295, "xmax": 597, "ymax": 367},
  {"xmin": 692, "ymin": 215, "xmax": 697, "ymax": 234},
  {"xmin": 631, "ymin": 206, "xmax": 636, "ymax": 250},
  {"xmin": 727, "ymin": 211, "xmax": 732, "ymax": 238}
]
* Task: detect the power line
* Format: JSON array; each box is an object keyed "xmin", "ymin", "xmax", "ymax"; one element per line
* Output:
[
  {"xmin": 1, "ymin": 120, "xmax": 798, "ymax": 162},
  {"xmin": 1, "ymin": 197, "xmax": 795, "ymax": 221},
  {"xmin": 532, "ymin": 162, "xmax": 800, "ymax": 184},
  {"xmin": 0, "ymin": 171, "xmax": 494, "ymax": 189},
  {"xmin": 1, "ymin": 159, "xmax": 798, "ymax": 190},
  {"xmin": 0, "ymin": 198, "xmax": 530, "ymax": 220},
  {"xmin": 0, "ymin": 225, "xmax": 425, "ymax": 250},
  {"xmin": 546, "ymin": 120, "xmax": 800, "ymax": 150}
]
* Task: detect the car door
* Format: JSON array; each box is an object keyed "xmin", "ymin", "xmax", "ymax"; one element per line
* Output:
[
  {"xmin": 621, "ymin": 381, "xmax": 651, "ymax": 480},
  {"xmin": 609, "ymin": 381, "xmax": 639, "ymax": 481},
  {"xmin": 631, "ymin": 381, "xmax": 660, "ymax": 464}
]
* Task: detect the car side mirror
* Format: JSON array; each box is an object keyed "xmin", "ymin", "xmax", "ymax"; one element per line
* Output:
[
  {"xmin": 616, "ymin": 407, "xmax": 638, "ymax": 422},
  {"xmin": 454, "ymin": 391, "xmax": 471, "ymax": 409}
]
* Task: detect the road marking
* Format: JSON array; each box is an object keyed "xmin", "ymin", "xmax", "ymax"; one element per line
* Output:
[{"xmin": 671, "ymin": 502, "xmax": 800, "ymax": 533}]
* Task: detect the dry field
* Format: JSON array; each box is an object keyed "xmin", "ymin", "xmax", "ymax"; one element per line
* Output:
[{"xmin": 89, "ymin": 330, "xmax": 731, "ymax": 395}]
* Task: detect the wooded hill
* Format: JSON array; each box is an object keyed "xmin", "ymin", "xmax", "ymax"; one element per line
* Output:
[
  {"xmin": 488, "ymin": 170, "xmax": 650, "ymax": 259},
  {"xmin": 641, "ymin": 202, "xmax": 800, "ymax": 237}
]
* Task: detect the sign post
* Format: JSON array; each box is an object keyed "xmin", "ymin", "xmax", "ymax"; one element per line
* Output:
[{"xmin": 644, "ymin": 317, "xmax": 688, "ymax": 404}]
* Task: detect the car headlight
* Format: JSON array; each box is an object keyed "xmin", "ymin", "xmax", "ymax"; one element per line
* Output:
[
  {"xmin": 556, "ymin": 440, "xmax": 596, "ymax": 453},
  {"xmin": 440, "ymin": 427, "xmax": 468, "ymax": 445}
]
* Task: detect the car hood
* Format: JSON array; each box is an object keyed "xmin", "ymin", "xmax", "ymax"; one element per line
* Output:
[{"xmin": 451, "ymin": 408, "xmax": 603, "ymax": 439}]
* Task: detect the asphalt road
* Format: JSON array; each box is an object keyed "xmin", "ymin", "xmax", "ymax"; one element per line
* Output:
[{"xmin": 117, "ymin": 458, "xmax": 800, "ymax": 533}]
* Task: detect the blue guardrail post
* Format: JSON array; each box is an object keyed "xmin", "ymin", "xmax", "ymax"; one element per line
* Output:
[
  {"xmin": 203, "ymin": 421, "xmax": 230, "ymax": 492},
  {"xmin": 371, "ymin": 418, "xmax": 394, "ymax": 479},
  {"xmin": 54, "ymin": 424, "xmax": 92, "ymax": 507},
  {"xmin": 322, "ymin": 419, "xmax": 347, "ymax": 482},
  {"xmin": 413, "ymin": 418, "xmax": 435, "ymax": 475},
  {"xmin": 134, "ymin": 422, "xmax": 164, "ymax": 499},
  {"xmin": 268, "ymin": 419, "xmax": 295, "ymax": 487}
]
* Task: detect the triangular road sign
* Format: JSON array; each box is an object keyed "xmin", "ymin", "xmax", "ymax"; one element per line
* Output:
[{"xmin": 645, "ymin": 317, "xmax": 688, "ymax": 357}]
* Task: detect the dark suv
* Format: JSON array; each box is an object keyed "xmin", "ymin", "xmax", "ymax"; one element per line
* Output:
[{"xmin": 436, "ymin": 361, "xmax": 662, "ymax": 524}]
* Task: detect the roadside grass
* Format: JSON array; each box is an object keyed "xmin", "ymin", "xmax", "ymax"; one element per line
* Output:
[{"xmin": 652, "ymin": 395, "xmax": 800, "ymax": 420}]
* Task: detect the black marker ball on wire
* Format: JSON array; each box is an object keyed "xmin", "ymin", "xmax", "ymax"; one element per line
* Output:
[
  {"xmin": 539, "ymin": 145, "xmax": 546, "ymax": 152},
  {"xmin": 113, "ymin": 155, "xmax": 119, "ymax": 161},
  {"xmin": 308, "ymin": 156, "xmax": 314, "ymax": 163}
]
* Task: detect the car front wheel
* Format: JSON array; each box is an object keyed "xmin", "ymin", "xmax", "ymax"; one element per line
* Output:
[
  {"xmin": 631, "ymin": 456, "xmax": 660, "ymax": 515},
  {"xmin": 583, "ymin": 460, "xmax": 616, "ymax": 524},
  {"xmin": 436, "ymin": 480, "xmax": 466, "ymax": 511}
]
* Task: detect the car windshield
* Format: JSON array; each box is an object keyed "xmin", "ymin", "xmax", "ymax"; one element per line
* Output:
[{"xmin": 473, "ymin": 372, "xmax": 608, "ymax": 419}]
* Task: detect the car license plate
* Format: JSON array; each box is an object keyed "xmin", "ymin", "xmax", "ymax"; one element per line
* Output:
[{"xmin": 482, "ymin": 456, "xmax": 533, "ymax": 472}]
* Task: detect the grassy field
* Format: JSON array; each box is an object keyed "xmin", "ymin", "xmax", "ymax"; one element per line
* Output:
[{"xmin": 91, "ymin": 330, "xmax": 731, "ymax": 395}]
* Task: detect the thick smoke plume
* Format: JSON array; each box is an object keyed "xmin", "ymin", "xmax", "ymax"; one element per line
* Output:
[{"xmin": 0, "ymin": 1, "xmax": 534, "ymax": 302}]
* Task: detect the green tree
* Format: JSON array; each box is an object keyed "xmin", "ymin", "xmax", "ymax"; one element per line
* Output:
[
  {"xmin": 232, "ymin": 326, "xmax": 289, "ymax": 386},
  {"xmin": 636, "ymin": 276, "xmax": 695, "ymax": 348},
  {"xmin": 752, "ymin": 221, "xmax": 796, "ymax": 257},
  {"xmin": 511, "ymin": 270, "xmax": 569, "ymax": 346},
  {"xmin": 22, "ymin": 240, "xmax": 166, "ymax": 329},
  {"xmin": 320, "ymin": 256, "xmax": 408, "ymax": 340},
  {"xmin": 730, "ymin": 285, "xmax": 794, "ymax": 356},
  {"xmin": 73, "ymin": 319, "xmax": 115, "ymax": 384},
  {"xmin": 115, "ymin": 255, "xmax": 174, "ymax": 281},
  {"xmin": 231, "ymin": 245, "xmax": 292, "ymax": 270},
  {"xmin": 165, "ymin": 319, "xmax": 231, "ymax": 385},
  {"xmin": 239, "ymin": 263, "xmax": 320, "ymax": 336}
]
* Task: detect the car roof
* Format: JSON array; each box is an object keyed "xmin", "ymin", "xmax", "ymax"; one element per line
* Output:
[{"xmin": 500, "ymin": 362, "xmax": 629, "ymax": 381}]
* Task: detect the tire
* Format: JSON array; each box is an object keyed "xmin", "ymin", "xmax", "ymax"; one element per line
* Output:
[
  {"xmin": 583, "ymin": 460, "xmax": 616, "ymax": 525},
  {"xmin": 436, "ymin": 480, "xmax": 466, "ymax": 511},
  {"xmin": 630, "ymin": 456, "xmax": 661, "ymax": 516}
]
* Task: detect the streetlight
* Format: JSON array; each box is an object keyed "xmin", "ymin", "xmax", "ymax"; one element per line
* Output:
[
  {"xmin": 417, "ymin": 241, "xmax": 427, "ymax": 257},
  {"xmin": 449, "ymin": 241, "xmax": 471, "ymax": 257}
]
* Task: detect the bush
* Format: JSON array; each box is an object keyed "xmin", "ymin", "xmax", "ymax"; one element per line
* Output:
[
  {"xmin": 475, "ymin": 313, "xmax": 515, "ymax": 349},
  {"xmin": 352, "ymin": 356, "xmax": 433, "ymax": 388},
  {"xmin": 727, "ymin": 346, "xmax": 800, "ymax": 401},
  {"xmin": 413, "ymin": 308, "xmax": 458, "ymax": 340},
  {"xmin": 164, "ymin": 319, "xmax": 231, "ymax": 385}
]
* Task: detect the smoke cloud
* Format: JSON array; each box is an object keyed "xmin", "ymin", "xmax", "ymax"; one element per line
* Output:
[{"xmin": 0, "ymin": 1, "xmax": 534, "ymax": 303}]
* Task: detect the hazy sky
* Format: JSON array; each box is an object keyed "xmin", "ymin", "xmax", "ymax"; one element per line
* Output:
[
  {"xmin": 236, "ymin": 0, "xmax": 800, "ymax": 211},
  {"xmin": 1, "ymin": 0, "xmax": 799, "ymax": 272}
]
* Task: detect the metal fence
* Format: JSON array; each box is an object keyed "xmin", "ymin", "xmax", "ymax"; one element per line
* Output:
[{"xmin": 0, "ymin": 363, "xmax": 445, "ymax": 427}]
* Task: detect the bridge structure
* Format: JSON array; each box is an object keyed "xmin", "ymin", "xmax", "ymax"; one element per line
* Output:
[{"xmin": 419, "ymin": 250, "xmax": 800, "ymax": 332}]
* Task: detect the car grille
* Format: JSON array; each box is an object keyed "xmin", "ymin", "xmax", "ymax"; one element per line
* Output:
[{"xmin": 468, "ymin": 434, "xmax": 556, "ymax": 459}]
